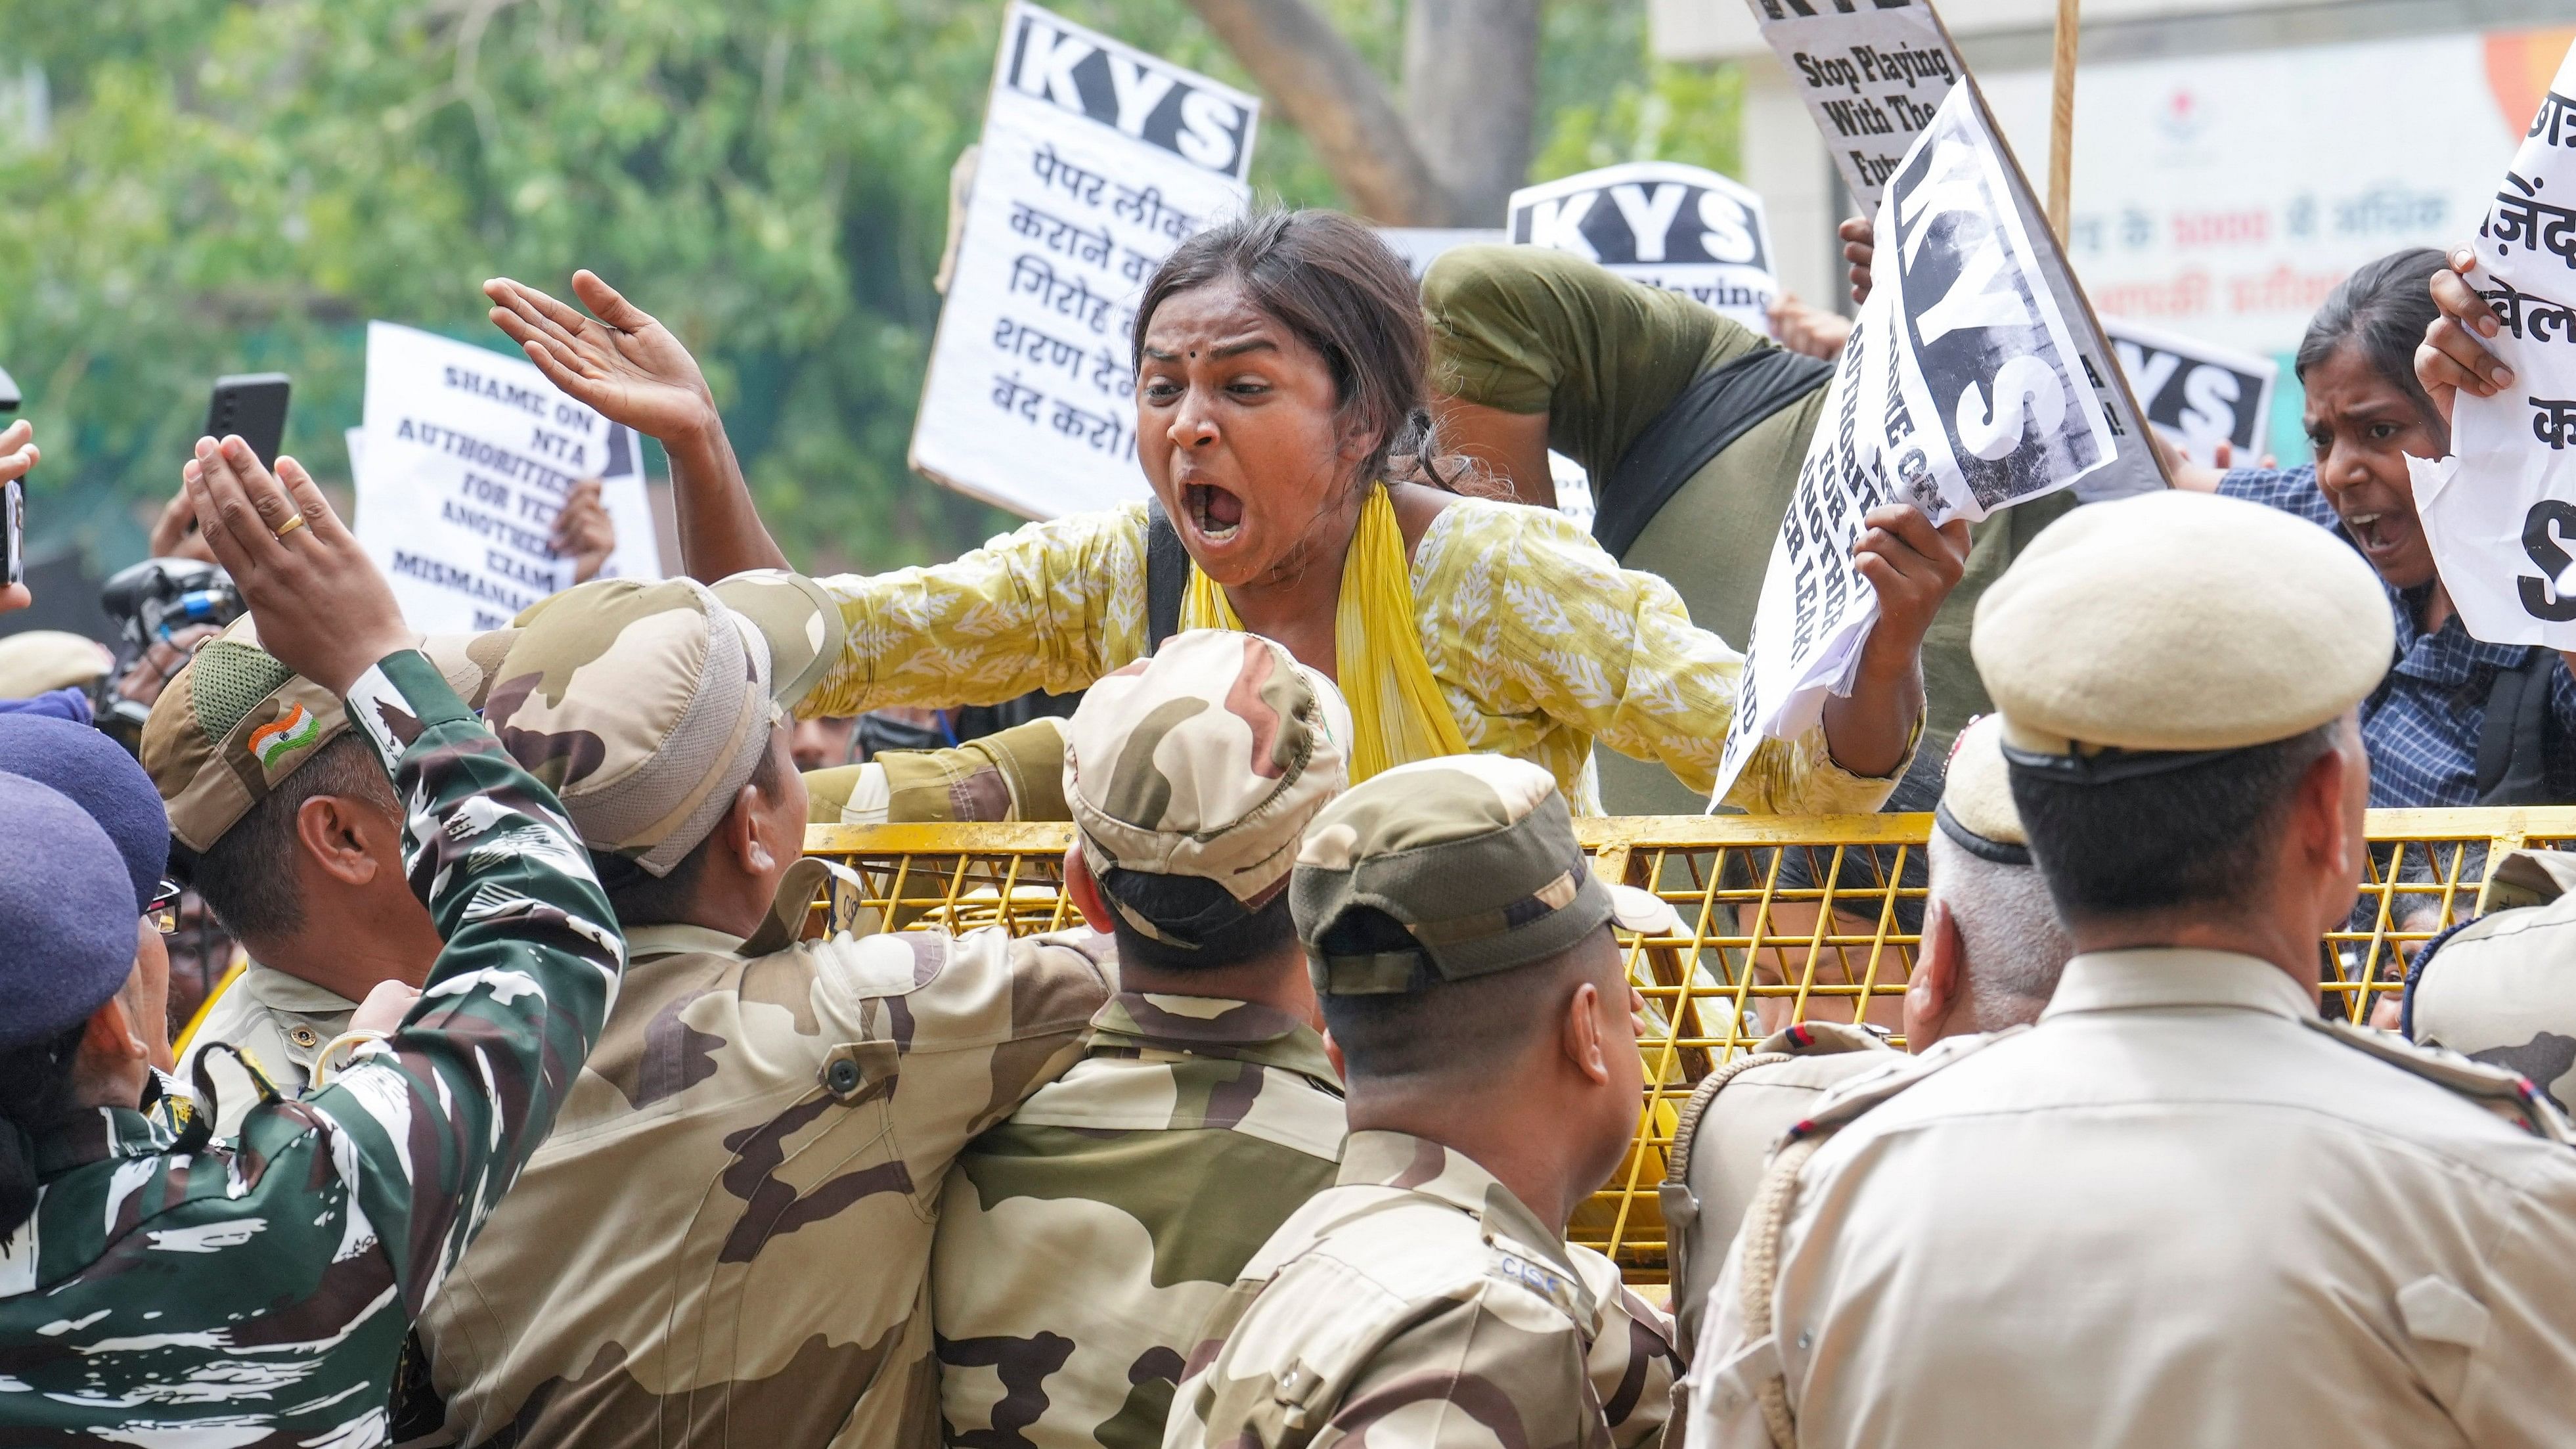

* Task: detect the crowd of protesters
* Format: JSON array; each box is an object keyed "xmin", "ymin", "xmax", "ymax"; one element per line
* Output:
[{"xmin": 1, "ymin": 180, "xmax": 2575, "ymax": 1449}]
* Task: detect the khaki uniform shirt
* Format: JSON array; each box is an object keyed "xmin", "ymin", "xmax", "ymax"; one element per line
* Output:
[
  {"xmin": 1166, "ymin": 1130, "xmax": 1681, "ymax": 1449},
  {"xmin": 1660, "ymin": 1023, "xmax": 1898, "ymax": 1356},
  {"xmin": 414, "ymin": 893, "xmax": 1115, "ymax": 1449},
  {"xmin": 933, "ymin": 992, "xmax": 1347, "ymax": 1449},
  {"xmin": 2410, "ymin": 848, "xmax": 2576, "ymax": 1115},
  {"xmin": 1690, "ymin": 948, "xmax": 2576, "ymax": 1449},
  {"xmin": 174, "ymin": 960, "xmax": 360, "ymax": 1138}
]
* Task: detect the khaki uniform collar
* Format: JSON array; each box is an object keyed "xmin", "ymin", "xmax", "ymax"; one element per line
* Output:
[
  {"xmin": 237, "ymin": 958, "xmax": 361, "ymax": 1015},
  {"xmin": 623, "ymin": 921, "xmax": 751, "ymax": 962},
  {"xmin": 1335, "ymin": 1129, "xmax": 1586, "ymax": 1287},
  {"xmin": 2040, "ymin": 947, "xmax": 2315, "ymax": 1024},
  {"xmin": 1089, "ymin": 992, "xmax": 1341, "ymax": 1086}
]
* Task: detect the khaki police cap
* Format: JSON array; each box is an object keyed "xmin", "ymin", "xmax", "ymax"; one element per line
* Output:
[
  {"xmin": 0, "ymin": 630, "xmax": 113, "ymax": 698},
  {"xmin": 1973, "ymin": 490, "xmax": 2392, "ymax": 782},
  {"xmin": 491, "ymin": 574, "xmax": 843, "ymax": 876},
  {"xmin": 1291, "ymin": 753, "xmax": 1679, "ymax": 995},
  {"xmin": 143, "ymin": 615, "xmax": 518, "ymax": 854},
  {"xmin": 1066, "ymin": 630, "xmax": 1352, "ymax": 943},
  {"xmin": 1932, "ymin": 715, "xmax": 2028, "ymax": 864}
]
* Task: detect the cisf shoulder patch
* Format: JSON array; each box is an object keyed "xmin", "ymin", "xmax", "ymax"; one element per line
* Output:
[{"xmin": 1485, "ymin": 1234, "xmax": 1586, "ymax": 1325}]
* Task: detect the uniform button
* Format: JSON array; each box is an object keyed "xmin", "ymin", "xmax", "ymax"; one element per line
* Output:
[
  {"xmin": 826, "ymin": 1058, "xmax": 862, "ymax": 1094},
  {"xmin": 1796, "ymin": 1331, "xmax": 1812, "ymax": 1350},
  {"xmin": 288, "ymin": 1026, "xmax": 322, "ymax": 1049}
]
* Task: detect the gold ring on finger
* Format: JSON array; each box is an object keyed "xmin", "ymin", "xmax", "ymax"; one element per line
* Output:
[{"xmin": 273, "ymin": 513, "xmax": 309, "ymax": 541}]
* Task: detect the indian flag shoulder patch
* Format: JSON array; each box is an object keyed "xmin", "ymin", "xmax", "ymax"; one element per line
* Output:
[{"xmin": 248, "ymin": 702, "xmax": 324, "ymax": 770}]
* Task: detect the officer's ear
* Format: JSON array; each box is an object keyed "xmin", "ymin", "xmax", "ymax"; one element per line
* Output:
[
  {"xmin": 1061, "ymin": 841, "xmax": 1115, "ymax": 934},
  {"xmin": 296, "ymin": 793, "xmax": 391, "ymax": 887},
  {"xmin": 1906, "ymin": 899, "xmax": 1964, "ymax": 1054},
  {"xmin": 1561, "ymin": 979, "xmax": 1614, "ymax": 1085}
]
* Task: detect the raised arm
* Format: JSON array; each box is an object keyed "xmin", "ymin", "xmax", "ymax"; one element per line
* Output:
[
  {"xmin": 183, "ymin": 435, "xmax": 622, "ymax": 1308},
  {"xmin": 797, "ymin": 504, "xmax": 1150, "ymax": 719},
  {"xmin": 1453, "ymin": 504, "xmax": 1945, "ymax": 813},
  {"xmin": 485, "ymin": 271, "xmax": 789, "ymax": 579}
]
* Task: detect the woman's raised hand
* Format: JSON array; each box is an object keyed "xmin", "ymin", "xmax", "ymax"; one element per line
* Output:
[
  {"xmin": 2415, "ymin": 246, "xmax": 2512, "ymax": 429},
  {"xmin": 485, "ymin": 271, "xmax": 718, "ymax": 445}
]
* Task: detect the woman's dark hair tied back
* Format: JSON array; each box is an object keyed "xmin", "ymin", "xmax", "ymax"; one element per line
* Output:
[
  {"xmin": 1134, "ymin": 209, "xmax": 1439, "ymax": 491},
  {"xmin": 0, "ymin": 1023, "xmax": 87, "ymax": 1237},
  {"xmin": 2296, "ymin": 246, "xmax": 2447, "ymax": 432}
]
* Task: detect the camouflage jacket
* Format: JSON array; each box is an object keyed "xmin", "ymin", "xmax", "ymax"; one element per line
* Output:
[
  {"xmin": 0, "ymin": 650, "xmax": 622, "ymax": 1446},
  {"xmin": 933, "ymin": 992, "xmax": 1346, "ymax": 1449},
  {"xmin": 1165, "ymin": 1130, "xmax": 1681, "ymax": 1449},
  {"xmin": 412, "ymin": 873, "xmax": 1116, "ymax": 1449}
]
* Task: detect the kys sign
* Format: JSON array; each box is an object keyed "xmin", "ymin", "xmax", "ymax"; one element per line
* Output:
[
  {"xmin": 1507, "ymin": 163, "xmax": 1779, "ymax": 334},
  {"xmin": 1003, "ymin": 6, "xmax": 1253, "ymax": 182}
]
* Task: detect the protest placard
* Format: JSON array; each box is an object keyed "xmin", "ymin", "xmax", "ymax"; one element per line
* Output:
[
  {"xmin": 1740, "ymin": 0, "xmax": 2163, "ymax": 510},
  {"xmin": 354, "ymin": 321, "xmax": 660, "ymax": 633},
  {"xmin": 1710, "ymin": 83, "xmax": 2120, "ymax": 806},
  {"xmin": 2411, "ymin": 39, "xmax": 2576, "ymax": 647},
  {"xmin": 1745, "ymin": 0, "xmax": 1959, "ymax": 217},
  {"xmin": 2104, "ymin": 316, "xmax": 2278, "ymax": 466},
  {"xmin": 910, "ymin": 2, "xmax": 1258, "ymax": 520},
  {"xmin": 1507, "ymin": 162, "xmax": 1779, "ymax": 335}
]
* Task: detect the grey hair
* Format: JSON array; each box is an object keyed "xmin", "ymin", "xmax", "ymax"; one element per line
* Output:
[{"xmin": 1924, "ymin": 829, "xmax": 2075, "ymax": 1029}]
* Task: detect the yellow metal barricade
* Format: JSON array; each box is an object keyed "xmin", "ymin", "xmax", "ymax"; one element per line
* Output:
[{"xmin": 806, "ymin": 807, "xmax": 2576, "ymax": 1277}]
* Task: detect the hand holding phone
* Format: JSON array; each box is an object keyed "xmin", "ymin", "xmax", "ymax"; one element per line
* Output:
[
  {"xmin": 0, "ymin": 416, "xmax": 37, "ymax": 597},
  {"xmin": 204, "ymin": 374, "xmax": 290, "ymax": 470}
]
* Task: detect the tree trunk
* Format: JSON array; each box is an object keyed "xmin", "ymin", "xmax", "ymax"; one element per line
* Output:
[
  {"xmin": 1179, "ymin": 0, "xmax": 1455, "ymax": 225},
  {"xmin": 1400, "ymin": 0, "xmax": 1538, "ymax": 225}
]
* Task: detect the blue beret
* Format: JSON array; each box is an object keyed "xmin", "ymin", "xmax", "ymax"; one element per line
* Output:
[
  {"xmin": 0, "ymin": 773, "xmax": 137, "ymax": 1049},
  {"xmin": 0, "ymin": 715, "xmax": 170, "ymax": 913}
]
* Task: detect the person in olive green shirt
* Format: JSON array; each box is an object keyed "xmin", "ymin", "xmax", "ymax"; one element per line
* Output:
[{"xmin": 1420, "ymin": 244, "xmax": 2074, "ymax": 820}]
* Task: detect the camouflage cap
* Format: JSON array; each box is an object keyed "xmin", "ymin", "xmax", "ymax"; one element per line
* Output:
[
  {"xmin": 1065, "ymin": 630, "xmax": 1352, "ymax": 940},
  {"xmin": 143, "ymin": 613, "xmax": 518, "ymax": 854},
  {"xmin": 1291, "ymin": 753, "xmax": 1679, "ymax": 995},
  {"xmin": 707, "ymin": 569, "xmax": 849, "ymax": 712},
  {"xmin": 493, "ymin": 574, "xmax": 842, "ymax": 876}
]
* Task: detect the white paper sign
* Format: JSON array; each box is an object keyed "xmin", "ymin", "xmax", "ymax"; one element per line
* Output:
[
  {"xmin": 1743, "ymin": 0, "xmax": 2162, "ymax": 510},
  {"xmin": 2104, "ymin": 316, "xmax": 2278, "ymax": 466},
  {"xmin": 2414, "ymin": 41, "xmax": 2576, "ymax": 648},
  {"xmin": 355, "ymin": 321, "xmax": 661, "ymax": 633},
  {"xmin": 1507, "ymin": 162, "xmax": 1779, "ymax": 336},
  {"xmin": 1744, "ymin": 0, "xmax": 1959, "ymax": 216},
  {"xmin": 1710, "ymin": 85, "xmax": 2116, "ymax": 806},
  {"xmin": 910, "ymin": 3, "xmax": 1258, "ymax": 520}
]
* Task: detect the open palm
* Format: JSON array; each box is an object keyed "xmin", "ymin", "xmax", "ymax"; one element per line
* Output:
[{"xmin": 484, "ymin": 271, "xmax": 715, "ymax": 443}]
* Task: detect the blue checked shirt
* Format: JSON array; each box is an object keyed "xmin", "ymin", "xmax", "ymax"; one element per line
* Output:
[{"xmin": 2220, "ymin": 465, "xmax": 2576, "ymax": 807}]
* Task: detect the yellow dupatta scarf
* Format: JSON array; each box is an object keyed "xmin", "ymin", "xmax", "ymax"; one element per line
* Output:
[{"xmin": 1179, "ymin": 483, "xmax": 1468, "ymax": 782}]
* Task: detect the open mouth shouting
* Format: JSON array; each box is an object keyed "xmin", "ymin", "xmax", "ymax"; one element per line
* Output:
[
  {"xmin": 2344, "ymin": 509, "xmax": 2403, "ymax": 561},
  {"xmin": 1183, "ymin": 480, "xmax": 1247, "ymax": 547}
]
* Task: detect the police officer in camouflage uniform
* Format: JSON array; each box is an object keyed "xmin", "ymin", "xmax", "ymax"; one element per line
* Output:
[
  {"xmin": 141, "ymin": 615, "xmax": 518, "ymax": 1136},
  {"xmin": 932, "ymin": 631, "xmax": 1354, "ymax": 1449},
  {"xmin": 407, "ymin": 572, "xmax": 1117, "ymax": 1449},
  {"xmin": 0, "ymin": 435, "xmax": 624, "ymax": 1444},
  {"xmin": 1166, "ymin": 753, "xmax": 1683, "ymax": 1449}
]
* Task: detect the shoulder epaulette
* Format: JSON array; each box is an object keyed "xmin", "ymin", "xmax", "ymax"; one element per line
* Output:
[
  {"xmin": 2302, "ymin": 1015, "xmax": 2574, "ymax": 1144},
  {"xmin": 1783, "ymin": 1023, "xmax": 2026, "ymax": 1144}
]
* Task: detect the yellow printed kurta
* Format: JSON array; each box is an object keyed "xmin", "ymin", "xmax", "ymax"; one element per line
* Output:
[{"xmin": 809, "ymin": 497, "xmax": 1905, "ymax": 815}]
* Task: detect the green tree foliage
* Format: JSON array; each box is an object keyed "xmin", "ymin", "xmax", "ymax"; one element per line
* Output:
[{"xmin": 0, "ymin": 0, "xmax": 1714, "ymax": 576}]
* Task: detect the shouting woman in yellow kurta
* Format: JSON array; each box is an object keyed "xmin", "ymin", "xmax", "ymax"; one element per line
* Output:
[{"xmin": 483, "ymin": 210, "xmax": 1968, "ymax": 815}]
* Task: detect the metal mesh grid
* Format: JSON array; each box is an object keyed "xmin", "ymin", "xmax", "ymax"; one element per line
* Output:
[{"xmin": 806, "ymin": 807, "xmax": 2576, "ymax": 1276}]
